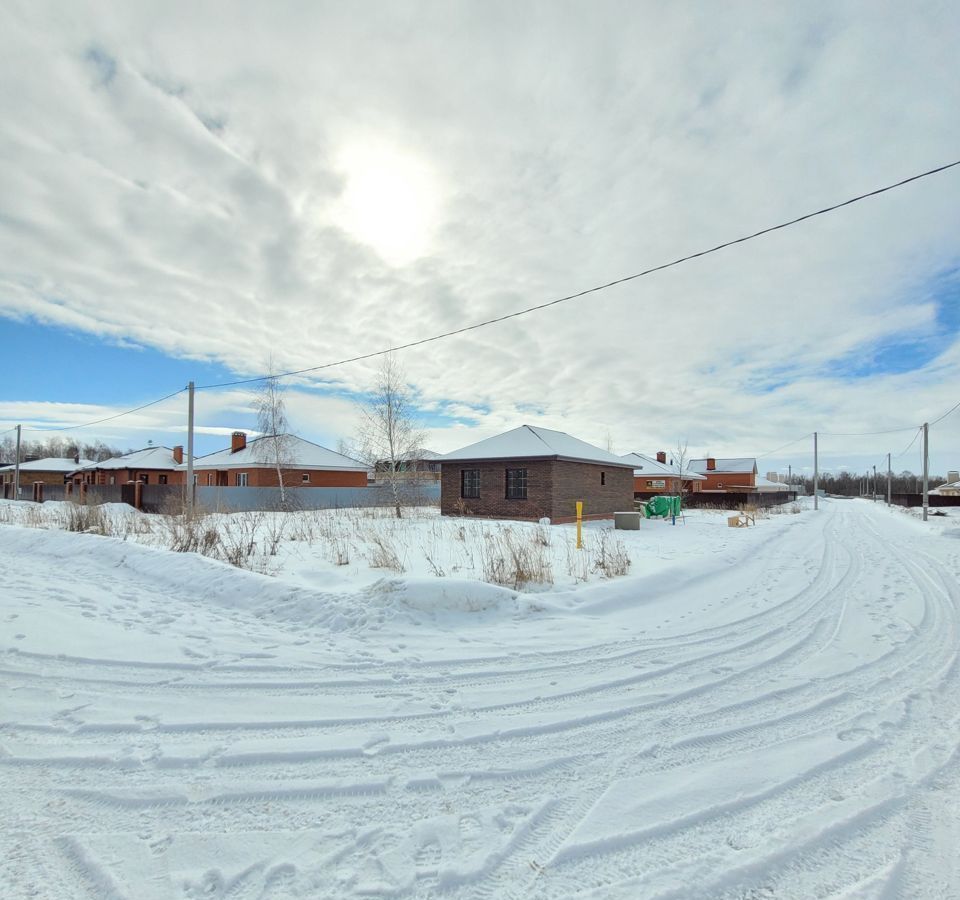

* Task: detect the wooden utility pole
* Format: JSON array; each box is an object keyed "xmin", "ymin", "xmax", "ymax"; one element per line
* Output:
[
  {"xmin": 13, "ymin": 424, "xmax": 21, "ymax": 500},
  {"xmin": 873, "ymin": 464, "xmax": 877, "ymax": 501},
  {"xmin": 886, "ymin": 453, "xmax": 891, "ymax": 506},
  {"xmin": 922, "ymin": 422, "xmax": 929, "ymax": 522},
  {"xmin": 813, "ymin": 432, "xmax": 819, "ymax": 510},
  {"xmin": 186, "ymin": 381, "xmax": 195, "ymax": 516}
]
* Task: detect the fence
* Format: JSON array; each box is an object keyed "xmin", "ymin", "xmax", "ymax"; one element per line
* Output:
[
  {"xmin": 133, "ymin": 482, "xmax": 441, "ymax": 513},
  {"xmin": 676, "ymin": 491, "xmax": 799, "ymax": 510},
  {"xmin": 889, "ymin": 493, "xmax": 960, "ymax": 508}
]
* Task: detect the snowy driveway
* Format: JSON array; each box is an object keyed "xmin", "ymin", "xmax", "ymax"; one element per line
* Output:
[{"xmin": 2, "ymin": 501, "xmax": 959, "ymax": 898}]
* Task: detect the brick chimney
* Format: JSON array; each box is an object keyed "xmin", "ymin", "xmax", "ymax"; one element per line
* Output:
[
  {"xmin": 172, "ymin": 445, "xmax": 183, "ymax": 465},
  {"xmin": 231, "ymin": 432, "xmax": 247, "ymax": 453},
  {"xmin": 948, "ymin": 470, "xmax": 959, "ymax": 484},
  {"xmin": 656, "ymin": 451, "xmax": 667, "ymax": 464},
  {"xmin": 74, "ymin": 453, "xmax": 80, "ymax": 464},
  {"xmin": 707, "ymin": 457, "xmax": 716, "ymax": 471}
]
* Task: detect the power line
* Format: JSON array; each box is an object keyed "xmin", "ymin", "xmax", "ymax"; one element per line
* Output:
[
  {"xmin": 24, "ymin": 388, "xmax": 186, "ymax": 433},
  {"xmin": 929, "ymin": 397, "xmax": 960, "ymax": 427},
  {"xmin": 196, "ymin": 157, "xmax": 960, "ymax": 391},
  {"xmin": 819, "ymin": 425, "xmax": 920, "ymax": 436},
  {"xmin": 755, "ymin": 432, "xmax": 813, "ymax": 459},
  {"xmin": 895, "ymin": 427, "xmax": 924, "ymax": 459}
]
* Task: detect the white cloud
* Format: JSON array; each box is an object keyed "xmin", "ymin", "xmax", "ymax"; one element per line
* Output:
[{"xmin": 1, "ymin": 1, "xmax": 959, "ymax": 472}]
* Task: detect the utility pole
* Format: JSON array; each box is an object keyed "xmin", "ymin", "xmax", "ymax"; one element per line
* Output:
[
  {"xmin": 13, "ymin": 424, "xmax": 21, "ymax": 500},
  {"xmin": 886, "ymin": 452, "xmax": 891, "ymax": 506},
  {"xmin": 873, "ymin": 464, "xmax": 877, "ymax": 501},
  {"xmin": 186, "ymin": 381, "xmax": 195, "ymax": 516},
  {"xmin": 813, "ymin": 431, "xmax": 819, "ymax": 510},
  {"xmin": 922, "ymin": 421, "xmax": 929, "ymax": 522}
]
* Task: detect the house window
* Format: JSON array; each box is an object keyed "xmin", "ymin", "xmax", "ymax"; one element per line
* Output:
[
  {"xmin": 139, "ymin": 474, "xmax": 149, "ymax": 484},
  {"xmin": 159, "ymin": 474, "xmax": 168, "ymax": 485},
  {"xmin": 302, "ymin": 473, "xmax": 310, "ymax": 483},
  {"xmin": 461, "ymin": 469, "xmax": 480, "ymax": 499},
  {"xmin": 505, "ymin": 468, "xmax": 527, "ymax": 500},
  {"xmin": 109, "ymin": 476, "xmax": 115, "ymax": 485},
  {"xmin": 237, "ymin": 472, "xmax": 248, "ymax": 487},
  {"xmin": 601, "ymin": 471, "xmax": 606, "ymax": 486},
  {"xmin": 207, "ymin": 473, "xmax": 215, "ymax": 485}
]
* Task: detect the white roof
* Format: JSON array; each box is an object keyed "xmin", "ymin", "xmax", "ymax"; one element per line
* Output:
[
  {"xmin": 0, "ymin": 457, "xmax": 95, "ymax": 473},
  {"xmin": 754, "ymin": 476, "xmax": 792, "ymax": 491},
  {"xmin": 688, "ymin": 457, "xmax": 758, "ymax": 475},
  {"xmin": 179, "ymin": 434, "xmax": 368, "ymax": 472},
  {"xmin": 930, "ymin": 480, "xmax": 960, "ymax": 495},
  {"xmin": 621, "ymin": 452, "xmax": 707, "ymax": 480},
  {"xmin": 77, "ymin": 446, "xmax": 181, "ymax": 471},
  {"xmin": 441, "ymin": 425, "xmax": 632, "ymax": 467}
]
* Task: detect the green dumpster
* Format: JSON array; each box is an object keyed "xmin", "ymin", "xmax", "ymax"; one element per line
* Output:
[{"xmin": 644, "ymin": 495, "xmax": 681, "ymax": 518}]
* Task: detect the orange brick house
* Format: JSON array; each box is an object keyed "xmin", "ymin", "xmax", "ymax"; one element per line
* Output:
[
  {"xmin": 1, "ymin": 456, "xmax": 95, "ymax": 495},
  {"xmin": 622, "ymin": 451, "xmax": 707, "ymax": 496},
  {"xmin": 69, "ymin": 446, "xmax": 185, "ymax": 486},
  {"xmin": 178, "ymin": 432, "xmax": 369, "ymax": 487},
  {"xmin": 688, "ymin": 457, "xmax": 758, "ymax": 491}
]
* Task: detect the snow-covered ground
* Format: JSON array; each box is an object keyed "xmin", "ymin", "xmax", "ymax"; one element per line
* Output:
[{"xmin": 1, "ymin": 498, "xmax": 959, "ymax": 898}]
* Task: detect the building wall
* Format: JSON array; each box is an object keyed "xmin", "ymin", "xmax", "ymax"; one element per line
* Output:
[
  {"xmin": 86, "ymin": 468, "xmax": 177, "ymax": 486},
  {"xmin": 441, "ymin": 459, "xmax": 554, "ymax": 520},
  {"xmin": 699, "ymin": 471, "xmax": 756, "ymax": 491},
  {"xmin": 188, "ymin": 467, "xmax": 367, "ymax": 488},
  {"xmin": 634, "ymin": 475, "xmax": 681, "ymax": 494},
  {"xmin": 2, "ymin": 470, "xmax": 68, "ymax": 487},
  {"xmin": 441, "ymin": 459, "xmax": 633, "ymax": 522},
  {"xmin": 632, "ymin": 476, "xmax": 704, "ymax": 495},
  {"xmin": 551, "ymin": 460, "xmax": 633, "ymax": 521}
]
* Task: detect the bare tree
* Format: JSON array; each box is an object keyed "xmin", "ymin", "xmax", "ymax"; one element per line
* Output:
[
  {"xmin": 357, "ymin": 354, "xmax": 425, "ymax": 518},
  {"xmin": 253, "ymin": 366, "xmax": 294, "ymax": 508},
  {"xmin": 672, "ymin": 440, "xmax": 690, "ymax": 521}
]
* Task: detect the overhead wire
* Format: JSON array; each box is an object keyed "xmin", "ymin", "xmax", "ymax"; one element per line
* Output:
[
  {"xmin": 929, "ymin": 396, "xmax": 960, "ymax": 427},
  {"xmin": 194, "ymin": 157, "xmax": 960, "ymax": 391},
  {"xmin": 755, "ymin": 432, "xmax": 813, "ymax": 459},
  {"xmin": 24, "ymin": 388, "xmax": 187, "ymax": 433}
]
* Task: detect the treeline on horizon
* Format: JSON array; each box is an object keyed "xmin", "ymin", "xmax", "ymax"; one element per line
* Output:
[
  {"xmin": 798, "ymin": 470, "xmax": 951, "ymax": 496},
  {"xmin": 0, "ymin": 435, "xmax": 130, "ymax": 464}
]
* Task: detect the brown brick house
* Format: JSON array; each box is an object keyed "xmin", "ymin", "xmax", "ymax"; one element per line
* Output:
[
  {"xmin": 688, "ymin": 457, "xmax": 758, "ymax": 491},
  {"xmin": 69, "ymin": 446, "xmax": 185, "ymax": 486},
  {"xmin": 622, "ymin": 451, "xmax": 706, "ymax": 496},
  {"xmin": 440, "ymin": 425, "xmax": 634, "ymax": 522},
  {"xmin": 1, "ymin": 456, "xmax": 95, "ymax": 496},
  {"xmin": 177, "ymin": 432, "xmax": 369, "ymax": 487}
]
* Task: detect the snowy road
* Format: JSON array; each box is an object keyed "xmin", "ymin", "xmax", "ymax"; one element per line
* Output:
[{"xmin": 2, "ymin": 501, "xmax": 959, "ymax": 898}]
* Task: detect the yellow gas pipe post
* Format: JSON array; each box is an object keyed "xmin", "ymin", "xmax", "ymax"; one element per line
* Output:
[{"xmin": 576, "ymin": 501, "xmax": 583, "ymax": 549}]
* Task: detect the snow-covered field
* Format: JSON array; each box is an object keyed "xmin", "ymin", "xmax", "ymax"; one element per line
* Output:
[{"xmin": 2, "ymin": 498, "xmax": 959, "ymax": 898}]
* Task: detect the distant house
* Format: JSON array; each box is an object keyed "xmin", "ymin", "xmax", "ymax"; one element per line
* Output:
[
  {"xmin": 0, "ymin": 456, "xmax": 95, "ymax": 495},
  {"xmin": 374, "ymin": 449, "xmax": 443, "ymax": 482},
  {"xmin": 754, "ymin": 475, "xmax": 793, "ymax": 493},
  {"xmin": 688, "ymin": 457, "xmax": 758, "ymax": 492},
  {"xmin": 177, "ymin": 432, "xmax": 368, "ymax": 487},
  {"xmin": 69, "ymin": 446, "xmax": 185, "ymax": 486},
  {"xmin": 440, "ymin": 425, "xmax": 633, "ymax": 522},
  {"xmin": 930, "ymin": 470, "xmax": 960, "ymax": 496},
  {"xmin": 622, "ymin": 451, "xmax": 706, "ymax": 496}
]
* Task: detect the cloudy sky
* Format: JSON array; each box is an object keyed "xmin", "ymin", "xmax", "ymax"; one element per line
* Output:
[{"xmin": 1, "ymin": 0, "xmax": 959, "ymax": 475}]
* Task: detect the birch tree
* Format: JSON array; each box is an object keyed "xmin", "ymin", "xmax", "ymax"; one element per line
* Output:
[
  {"xmin": 358, "ymin": 354, "xmax": 424, "ymax": 518},
  {"xmin": 254, "ymin": 370, "xmax": 294, "ymax": 508}
]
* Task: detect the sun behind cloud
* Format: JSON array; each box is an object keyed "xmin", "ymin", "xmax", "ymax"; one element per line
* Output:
[{"xmin": 334, "ymin": 142, "xmax": 442, "ymax": 266}]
